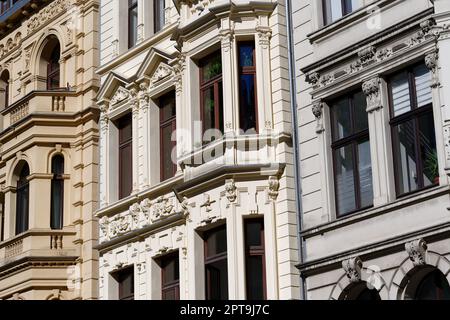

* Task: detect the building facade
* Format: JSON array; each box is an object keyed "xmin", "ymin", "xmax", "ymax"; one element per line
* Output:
[
  {"xmin": 96, "ymin": 0, "xmax": 300, "ymax": 300},
  {"xmin": 0, "ymin": 0, "xmax": 100, "ymax": 300},
  {"xmin": 294, "ymin": 0, "xmax": 450, "ymax": 299}
]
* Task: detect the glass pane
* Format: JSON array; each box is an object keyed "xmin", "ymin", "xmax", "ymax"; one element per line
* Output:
[
  {"xmin": 160, "ymin": 92, "xmax": 176, "ymax": 122},
  {"xmin": 202, "ymin": 86, "xmax": 215, "ymax": 133},
  {"xmin": 201, "ymin": 53, "xmax": 222, "ymax": 82},
  {"xmin": 358, "ymin": 139, "xmax": 373, "ymax": 208},
  {"xmin": 161, "ymin": 124, "xmax": 175, "ymax": 181},
  {"xmin": 128, "ymin": 4, "xmax": 138, "ymax": 48},
  {"xmin": 245, "ymin": 220, "xmax": 263, "ymax": 247},
  {"xmin": 118, "ymin": 114, "xmax": 132, "ymax": 144},
  {"xmin": 324, "ymin": 0, "xmax": 343, "ymax": 24},
  {"xmin": 344, "ymin": 0, "xmax": 361, "ymax": 14},
  {"xmin": 119, "ymin": 142, "xmax": 133, "ymax": 198},
  {"xmin": 51, "ymin": 180, "xmax": 64, "ymax": 229},
  {"xmin": 218, "ymin": 81, "xmax": 224, "ymax": 133},
  {"xmin": 415, "ymin": 270, "xmax": 450, "ymax": 300},
  {"xmin": 332, "ymin": 97, "xmax": 352, "ymax": 141},
  {"xmin": 414, "ymin": 64, "xmax": 432, "ymax": 108},
  {"xmin": 391, "ymin": 72, "xmax": 411, "ymax": 117},
  {"xmin": 239, "ymin": 44, "xmax": 255, "ymax": 67},
  {"xmin": 246, "ymin": 256, "xmax": 264, "ymax": 300},
  {"xmin": 206, "ymin": 259, "xmax": 228, "ymax": 300},
  {"xmin": 239, "ymin": 74, "xmax": 257, "ymax": 133},
  {"xmin": 334, "ymin": 145, "xmax": 356, "ymax": 215},
  {"xmin": 118, "ymin": 268, "xmax": 134, "ymax": 300},
  {"xmin": 162, "ymin": 255, "xmax": 179, "ymax": 285},
  {"xmin": 206, "ymin": 227, "xmax": 227, "ymax": 257},
  {"xmin": 393, "ymin": 120, "xmax": 418, "ymax": 195},
  {"xmin": 353, "ymin": 91, "xmax": 368, "ymax": 132},
  {"xmin": 162, "ymin": 288, "xmax": 176, "ymax": 300},
  {"xmin": 419, "ymin": 112, "xmax": 438, "ymax": 187}
]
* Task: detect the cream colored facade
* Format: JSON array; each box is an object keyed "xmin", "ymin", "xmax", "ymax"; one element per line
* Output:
[
  {"xmin": 294, "ymin": 0, "xmax": 450, "ymax": 299},
  {"xmin": 97, "ymin": 0, "xmax": 300, "ymax": 300},
  {"xmin": 0, "ymin": 0, "xmax": 100, "ymax": 300}
]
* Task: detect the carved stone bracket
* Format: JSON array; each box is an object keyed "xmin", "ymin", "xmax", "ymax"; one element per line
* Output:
[
  {"xmin": 268, "ymin": 176, "xmax": 280, "ymax": 201},
  {"xmin": 342, "ymin": 256, "xmax": 363, "ymax": 283},
  {"xmin": 362, "ymin": 77, "xmax": 382, "ymax": 113},
  {"xmin": 405, "ymin": 238, "xmax": 428, "ymax": 266},
  {"xmin": 225, "ymin": 179, "xmax": 237, "ymax": 204},
  {"xmin": 425, "ymin": 50, "xmax": 440, "ymax": 88},
  {"xmin": 312, "ymin": 101, "xmax": 324, "ymax": 133}
]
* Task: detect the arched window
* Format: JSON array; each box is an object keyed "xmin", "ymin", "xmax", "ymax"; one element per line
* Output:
[
  {"xmin": 40, "ymin": 36, "xmax": 61, "ymax": 90},
  {"xmin": 413, "ymin": 268, "xmax": 450, "ymax": 300},
  {"xmin": 16, "ymin": 163, "xmax": 30, "ymax": 235},
  {"xmin": 50, "ymin": 155, "xmax": 64, "ymax": 230},
  {"xmin": 339, "ymin": 281, "xmax": 381, "ymax": 300},
  {"xmin": 1, "ymin": 70, "xmax": 10, "ymax": 109}
]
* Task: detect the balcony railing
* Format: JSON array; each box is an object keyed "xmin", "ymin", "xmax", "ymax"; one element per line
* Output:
[
  {"xmin": 0, "ymin": 229, "xmax": 77, "ymax": 268},
  {"xmin": 1, "ymin": 89, "xmax": 77, "ymax": 129}
]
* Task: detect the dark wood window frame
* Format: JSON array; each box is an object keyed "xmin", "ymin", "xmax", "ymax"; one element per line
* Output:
[
  {"xmin": 118, "ymin": 113, "xmax": 133, "ymax": 199},
  {"xmin": 244, "ymin": 218, "xmax": 267, "ymax": 300},
  {"xmin": 238, "ymin": 41, "xmax": 258, "ymax": 133},
  {"xmin": 159, "ymin": 251, "xmax": 180, "ymax": 300},
  {"xmin": 388, "ymin": 63, "xmax": 438, "ymax": 198},
  {"xmin": 113, "ymin": 266, "xmax": 135, "ymax": 300},
  {"xmin": 15, "ymin": 163, "xmax": 30, "ymax": 235},
  {"xmin": 50, "ymin": 155, "xmax": 64, "ymax": 230},
  {"xmin": 330, "ymin": 90, "xmax": 373, "ymax": 217},
  {"xmin": 47, "ymin": 46, "xmax": 60, "ymax": 90},
  {"xmin": 128, "ymin": 0, "xmax": 138, "ymax": 49},
  {"xmin": 154, "ymin": 0, "xmax": 165, "ymax": 33},
  {"xmin": 199, "ymin": 50, "xmax": 224, "ymax": 140},
  {"xmin": 204, "ymin": 225, "xmax": 228, "ymax": 300},
  {"xmin": 322, "ymin": 0, "xmax": 357, "ymax": 26},
  {"xmin": 159, "ymin": 91, "xmax": 177, "ymax": 181}
]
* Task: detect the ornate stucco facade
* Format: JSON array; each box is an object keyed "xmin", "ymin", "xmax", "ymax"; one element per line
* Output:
[
  {"xmin": 294, "ymin": 0, "xmax": 450, "ymax": 299},
  {"xmin": 0, "ymin": 0, "xmax": 100, "ymax": 300},
  {"xmin": 96, "ymin": 0, "xmax": 300, "ymax": 300}
]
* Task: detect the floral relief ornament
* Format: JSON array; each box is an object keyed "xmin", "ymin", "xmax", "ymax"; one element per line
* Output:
[
  {"xmin": 405, "ymin": 238, "xmax": 428, "ymax": 266},
  {"xmin": 342, "ymin": 256, "xmax": 363, "ymax": 283}
]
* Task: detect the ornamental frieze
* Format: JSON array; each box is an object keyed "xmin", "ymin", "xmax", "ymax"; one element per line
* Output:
[{"xmin": 27, "ymin": 0, "xmax": 73, "ymax": 35}]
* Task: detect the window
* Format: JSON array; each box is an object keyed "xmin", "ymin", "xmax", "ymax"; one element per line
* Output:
[
  {"xmin": 113, "ymin": 266, "xmax": 135, "ymax": 300},
  {"xmin": 339, "ymin": 282, "xmax": 381, "ymax": 300},
  {"xmin": 159, "ymin": 91, "xmax": 177, "ymax": 181},
  {"xmin": 331, "ymin": 91, "xmax": 373, "ymax": 217},
  {"xmin": 0, "ymin": 0, "xmax": 11, "ymax": 15},
  {"xmin": 322, "ymin": 0, "xmax": 361, "ymax": 25},
  {"xmin": 50, "ymin": 155, "xmax": 64, "ymax": 230},
  {"xmin": 47, "ymin": 45, "xmax": 60, "ymax": 90},
  {"xmin": 413, "ymin": 269, "xmax": 450, "ymax": 300},
  {"xmin": 16, "ymin": 163, "xmax": 30, "ymax": 235},
  {"xmin": 204, "ymin": 225, "xmax": 228, "ymax": 300},
  {"xmin": 160, "ymin": 252, "xmax": 180, "ymax": 300},
  {"xmin": 128, "ymin": 0, "xmax": 138, "ymax": 48},
  {"xmin": 118, "ymin": 113, "xmax": 133, "ymax": 199},
  {"xmin": 388, "ymin": 64, "xmax": 438, "ymax": 197},
  {"xmin": 154, "ymin": 0, "xmax": 165, "ymax": 33},
  {"xmin": 200, "ymin": 51, "xmax": 223, "ymax": 142},
  {"xmin": 1, "ymin": 70, "xmax": 9, "ymax": 108},
  {"xmin": 238, "ymin": 42, "xmax": 258, "ymax": 133},
  {"xmin": 244, "ymin": 219, "xmax": 266, "ymax": 300}
]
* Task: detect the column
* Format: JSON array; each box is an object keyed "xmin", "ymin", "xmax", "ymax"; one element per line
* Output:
[
  {"xmin": 138, "ymin": 82, "xmax": 150, "ymax": 189},
  {"xmin": 255, "ymin": 16, "xmax": 273, "ymax": 133},
  {"xmin": 99, "ymin": 103, "xmax": 110, "ymax": 207},
  {"xmin": 173, "ymin": 53, "xmax": 189, "ymax": 160},
  {"xmin": 362, "ymin": 77, "xmax": 394, "ymax": 205},
  {"xmin": 130, "ymin": 89, "xmax": 139, "ymax": 194}
]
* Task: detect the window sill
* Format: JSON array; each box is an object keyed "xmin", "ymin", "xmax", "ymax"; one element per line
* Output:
[{"xmin": 301, "ymin": 184, "xmax": 450, "ymax": 239}]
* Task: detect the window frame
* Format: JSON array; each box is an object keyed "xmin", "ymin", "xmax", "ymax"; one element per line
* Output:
[
  {"xmin": 159, "ymin": 91, "xmax": 177, "ymax": 181},
  {"xmin": 322, "ymin": 0, "xmax": 358, "ymax": 26},
  {"xmin": 154, "ymin": 0, "xmax": 166, "ymax": 33},
  {"xmin": 244, "ymin": 218, "xmax": 267, "ymax": 300},
  {"xmin": 330, "ymin": 90, "xmax": 373, "ymax": 217},
  {"xmin": 387, "ymin": 63, "xmax": 438, "ymax": 198},
  {"xmin": 128, "ymin": 0, "xmax": 138, "ymax": 49},
  {"xmin": 46, "ymin": 46, "xmax": 60, "ymax": 90},
  {"xmin": 199, "ymin": 50, "xmax": 224, "ymax": 139},
  {"xmin": 160, "ymin": 251, "xmax": 180, "ymax": 300},
  {"xmin": 117, "ymin": 113, "xmax": 133, "ymax": 199},
  {"xmin": 238, "ymin": 41, "xmax": 259, "ymax": 133},
  {"xmin": 50, "ymin": 155, "xmax": 64, "ymax": 230},
  {"xmin": 15, "ymin": 164, "xmax": 30, "ymax": 235},
  {"xmin": 114, "ymin": 266, "xmax": 135, "ymax": 301}
]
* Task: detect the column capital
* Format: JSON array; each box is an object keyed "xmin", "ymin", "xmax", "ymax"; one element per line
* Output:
[{"xmin": 362, "ymin": 76, "xmax": 383, "ymax": 113}]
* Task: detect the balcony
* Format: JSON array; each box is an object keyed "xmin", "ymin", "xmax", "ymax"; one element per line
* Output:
[
  {"xmin": 0, "ymin": 229, "xmax": 78, "ymax": 270},
  {"xmin": 1, "ymin": 89, "xmax": 77, "ymax": 129}
]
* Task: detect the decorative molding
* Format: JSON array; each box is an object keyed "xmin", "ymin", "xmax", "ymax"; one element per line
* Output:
[
  {"xmin": 425, "ymin": 50, "xmax": 440, "ymax": 88},
  {"xmin": 362, "ymin": 77, "xmax": 382, "ymax": 113},
  {"xmin": 268, "ymin": 176, "xmax": 280, "ymax": 201},
  {"xmin": 150, "ymin": 63, "xmax": 173, "ymax": 87},
  {"xmin": 405, "ymin": 238, "xmax": 428, "ymax": 266},
  {"xmin": 312, "ymin": 101, "xmax": 324, "ymax": 133},
  {"xmin": 342, "ymin": 256, "xmax": 363, "ymax": 283},
  {"xmin": 172, "ymin": 53, "xmax": 186, "ymax": 96},
  {"xmin": 110, "ymin": 87, "xmax": 130, "ymax": 106},
  {"xmin": 256, "ymin": 26, "xmax": 272, "ymax": 49},
  {"xmin": 224, "ymin": 179, "xmax": 237, "ymax": 204},
  {"xmin": 27, "ymin": 0, "xmax": 72, "ymax": 35}
]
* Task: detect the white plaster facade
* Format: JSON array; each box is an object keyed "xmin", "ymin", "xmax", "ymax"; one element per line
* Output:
[
  {"xmin": 97, "ymin": 0, "xmax": 300, "ymax": 300},
  {"xmin": 293, "ymin": 0, "xmax": 450, "ymax": 299}
]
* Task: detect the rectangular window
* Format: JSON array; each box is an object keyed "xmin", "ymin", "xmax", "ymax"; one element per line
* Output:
[
  {"xmin": 200, "ymin": 51, "xmax": 223, "ymax": 143},
  {"xmin": 159, "ymin": 91, "xmax": 177, "ymax": 181},
  {"xmin": 118, "ymin": 113, "xmax": 133, "ymax": 199},
  {"xmin": 113, "ymin": 266, "xmax": 134, "ymax": 300},
  {"xmin": 331, "ymin": 91, "xmax": 373, "ymax": 217},
  {"xmin": 154, "ymin": 0, "xmax": 166, "ymax": 33},
  {"xmin": 128, "ymin": 0, "xmax": 138, "ymax": 49},
  {"xmin": 238, "ymin": 42, "xmax": 258, "ymax": 133},
  {"xmin": 389, "ymin": 63, "xmax": 437, "ymax": 197},
  {"xmin": 204, "ymin": 225, "xmax": 228, "ymax": 300},
  {"xmin": 160, "ymin": 252, "xmax": 180, "ymax": 300},
  {"xmin": 244, "ymin": 219, "xmax": 266, "ymax": 300},
  {"xmin": 323, "ymin": 0, "xmax": 361, "ymax": 26}
]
